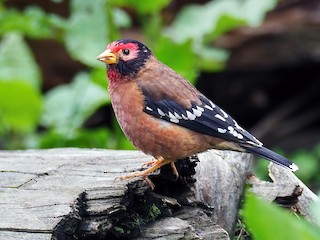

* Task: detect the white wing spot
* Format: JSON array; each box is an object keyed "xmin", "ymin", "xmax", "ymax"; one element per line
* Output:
[
  {"xmin": 169, "ymin": 118, "xmax": 179, "ymax": 123},
  {"xmin": 215, "ymin": 114, "xmax": 226, "ymax": 122},
  {"xmin": 174, "ymin": 112, "xmax": 182, "ymax": 119},
  {"xmin": 157, "ymin": 108, "xmax": 165, "ymax": 117},
  {"xmin": 168, "ymin": 112, "xmax": 176, "ymax": 120},
  {"xmin": 186, "ymin": 111, "xmax": 196, "ymax": 120},
  {"xmin": 209, "ymin": 100, "xmax": 216, "ymax": 108},
  {"xmin": 247, "ymin": 140, "xmax": 263, "ymax": 147},
  {"xmin": 220, "ymin": 109, "xmax": 228, "ymax": 118},
  {"xmin": 252, "ymin": 136, "xmax": 263, "ymax": 146},
  {"xmin": 228, "ymin": 126, "xmax": 236, "ymax": 136},
  {"xmin": 218, "ymin": 128, "xmax": 227, "ymax": 133},
  {"xmin": 192, "ymin": 108, "xmax": 202, "ymax": 117},
  {"xmin": 233, "ymin": 119, "xmax": 244, "ymax": 131},
  {"xmin": 227, "ymin": 126, "xmax": 243, "ymax": 139},
  {"xmin": 181, "ymin": 114, "xmax": 188, "ymax": 120},
  {"xmin": 204, "ymin": 105, "xmax": 214, "ymax": 111},
  {"xmin": 196, "ymin": 106, "xmax": 205, "ymax": 112},
  {"xmin": 290, "ymin": 163, "xmax": 299, "ymax": 171},
  {"xmin": 146, "ymin": 106, "xmax": 153, "ymax": 111}
]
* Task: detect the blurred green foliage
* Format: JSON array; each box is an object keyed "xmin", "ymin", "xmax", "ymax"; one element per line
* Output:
[
  {"xmin": 242, "ymin": 193, "xmax": 320, "ymax": 240},
  {"xmin": 0, "ymin": 0, "xmax": 276, "ymax": 150}
]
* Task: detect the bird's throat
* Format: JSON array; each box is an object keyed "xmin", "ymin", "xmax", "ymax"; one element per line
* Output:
[
  {"xmin": 107, "ymin": 67, "xmax": 133, "ymax": 95},
  {"xmin": 107, "ymin": 66, "xmax": 121, "ymax": 81}
]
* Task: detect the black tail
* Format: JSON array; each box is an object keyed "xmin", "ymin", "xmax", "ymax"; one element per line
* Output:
[{"xmin": 244, "ymin": 146, "xmax": 298, "ymax": 171}]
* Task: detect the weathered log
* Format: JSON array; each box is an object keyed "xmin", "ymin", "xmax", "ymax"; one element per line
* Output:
[
  {"xmin": 0, "ymin": 149, "xmax": 231, "ymax": 240},
  {"xmin": 248, "ymin": 163, "xmax": 320, "ymax": 227},
  {"xmin": 194, "ymin": 150, "xmax": 252, "ymax": 237},
  {"xmin": 0, "ymin": 148, "xmax": 318, "ymax": 239}
]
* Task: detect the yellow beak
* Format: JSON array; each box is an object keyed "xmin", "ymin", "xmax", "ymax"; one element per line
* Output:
[{"xmin": 96, "ymin": 49, "xmax": 117, "ymax": 64}]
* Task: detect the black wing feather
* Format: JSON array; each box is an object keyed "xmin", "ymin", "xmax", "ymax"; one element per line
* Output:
[
  {"xmin": 143, "ymin": 95, "xmax": 263, "ymax": 147},
  {"xmin": 142, "ymin": 91, "xmax": 298, "ymax": 172}
]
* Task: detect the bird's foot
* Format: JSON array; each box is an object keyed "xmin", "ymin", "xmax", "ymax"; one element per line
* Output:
[
  {"xmin": 141, "ymin": 158, "xmax": 162, "ymax": 168},
  {"xmin": 115, "ymin": 157, "xmax": 172, "ymax": 189},
  {"xmin": 141, "ymin": 158, "xmax": 179, "ymax": 179},
  {"xmin": 142, "ymin": 157, "xmax": 179, "ymax": 178}
]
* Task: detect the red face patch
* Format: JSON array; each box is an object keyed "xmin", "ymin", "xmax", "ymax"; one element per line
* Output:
[
  {"xmin": 108, "ymin": 42, "xmax": 139, "ymax": 53},
  {"xmin": 104, "ymin": 39, "xmax": 151, "ymax": 80}
]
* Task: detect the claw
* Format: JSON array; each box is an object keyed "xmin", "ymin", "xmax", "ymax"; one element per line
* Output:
[
  {"xmin": 115, "ymin": 157, "xmax": 172, "ymax": 189},
  {"xmin": 141, "ymin": 158, "xmax": 161, "ymax": 168}
]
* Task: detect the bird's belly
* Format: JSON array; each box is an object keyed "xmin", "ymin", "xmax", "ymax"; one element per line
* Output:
[
  {"xmin": 109, "ymin": 81, "xmax": 221, "ymax": 160},
  {"xmin": 113, "ymin": 101, "xmax": 215, "ymax": 160}
]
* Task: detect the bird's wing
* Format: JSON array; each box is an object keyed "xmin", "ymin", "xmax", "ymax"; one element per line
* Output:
[
  {"xmin": 143, "ymin": 94, "xmax": 263, "ymax": 148},
  {"xmin": 135, "ymin": 59, "xmax": 262, "ymax": 148},
  {"xmin": 140, "ymin": 84, "xmax": 299, "ymax": 172},
  {"xmin": 135, "ymin": 60, "xmax": 298, "ymax": 172}
]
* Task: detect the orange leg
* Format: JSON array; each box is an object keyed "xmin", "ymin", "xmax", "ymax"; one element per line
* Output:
[
  {"xmin": 142, "ymin": 159, "xmax": 179, "ymax": 178},
  {"xmin": 170, "ymin": 162, "xmax": 179, "ymax": 179},
  {"xmin": 116, "ymin": 157, "xmax": 171, "ymax": 181},
  {"xmin": 143, "ymin": 176, "xmax": 155, "ymax": 190},
  {"xmin": 141, "ymin": 158, "xmax": 162, "ymax": 168}
]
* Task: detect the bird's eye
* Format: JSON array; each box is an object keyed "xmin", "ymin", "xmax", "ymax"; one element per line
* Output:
[{"xmin": 123, "ymin": 49, "xmax": 130, "ymax": 55}]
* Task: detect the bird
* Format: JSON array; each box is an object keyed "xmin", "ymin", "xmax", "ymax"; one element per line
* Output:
[{"xmin": 97, "ymin": 39, "xmax": 298, "ymax": 184}]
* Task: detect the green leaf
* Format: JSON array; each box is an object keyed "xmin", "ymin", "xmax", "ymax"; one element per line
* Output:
[
  {"xmin": 113, "ymin": 8, "xmax": 132, "ymax": 28},
  {"xmin": 41, "ymin": 72, "xmax": 110, "ymax": 134},
  {"xmin": 133, "ymin": 0, "xmax": 171, "ymax": 14},
  {"xmin": 0, "ymin": 6, "xmax": 66, "ymax": 40},
  {"xmin": 197, "ymin": 46, "xmax": 228, "ymax": 72},
  {"xmin": 153, "ymin": 37, "xmax": 197, "ymax": 84},
  {"xmin": 90, "ymin": 67, "xmax": 108, "ymax": 89},
  {"xmin": 65, "ymin": 0, "xmax": 108, "ymax": 67},
  {"xmin": 111, "ymin": 0, "xmax": 171, "ymax": 14},
  {"xmin": 203, "ymin": 14, "xmax": 246, "ymax": 43},
  {"xmin": 242, "ymin": 0, "xmax": 277, "ymax": 26},
  {"xmin": 313, "ymin": 143, "xmax": 320, "ymax": 159},
  {"xmin": 0, "ymin": 81, "xmax": 42, "ymax": 133},
  {"xmin": 166, "ymin": 0, "xmax": 277, "ymax": 44},
  {"xmin": 0, "ymin": 33, "xmax": 41, "ymax": 89},
  {"xmin": 39, "ymin": 128, "xmax": 110, "ymax": 148},
  {"xmin": 166, "ymin": 1, "xmax": 239, "ymax": 44},
  {"xmin": 252, "ymin": 157, "xmax": 270, "ymax": 181},
  {"xmin": 290, "ymin": 150, "xmax": 319, "ymax": 183},
  {"xmin": 142, "ymin": 13, "xmax": 162, "ymax": 45},
  {"xmin": 243, "ymin": 193, "xmax": 320, "ymax": 240}
]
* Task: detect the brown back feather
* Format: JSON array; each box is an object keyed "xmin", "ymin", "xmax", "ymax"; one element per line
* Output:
[{"xmin": 134, "ymin": 56, "xmax": 202, "ymax": 108}]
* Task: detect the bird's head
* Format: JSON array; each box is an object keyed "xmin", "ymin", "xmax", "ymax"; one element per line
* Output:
[{"xmin": 97, "ymin": 39, "xmax": 152, "ymax": 79}]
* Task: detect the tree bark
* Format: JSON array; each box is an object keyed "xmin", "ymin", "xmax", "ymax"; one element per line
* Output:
[
  {"xmin": 248, "ymin": 163, "xmax": 320, "ymax": 227},
  {"xmin": 194, "ymin": 150, "xmax": 252, "ymax": 237},
  {"xmin": 0, "ymin": 148, "xmax": 318, "ymax": 240}
]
